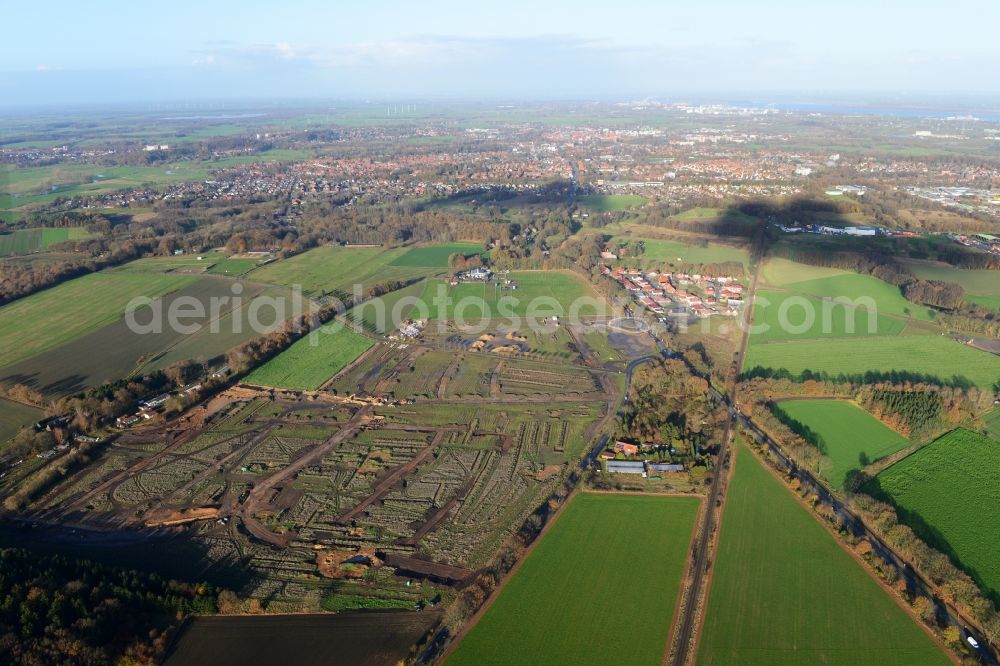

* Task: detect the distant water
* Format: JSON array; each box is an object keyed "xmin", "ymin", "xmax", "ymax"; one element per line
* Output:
[
  {"xmin": 733, "ymin": 100, "xmax": 1000, "ymax": 121},
  {"xmin": 160, "ymin": 113, "xmax": 267, "ymax": 120}
]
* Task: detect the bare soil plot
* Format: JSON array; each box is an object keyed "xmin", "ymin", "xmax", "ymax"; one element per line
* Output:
[{"xmin": 165, "ymin": 611, "xmax": 440, "ymax": 666}]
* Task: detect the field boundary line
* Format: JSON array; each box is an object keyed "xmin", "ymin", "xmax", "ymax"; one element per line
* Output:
[
  {"xmin": 671, "ymin": 434, "xmax": 738, "ymax": 666},
  {"xmin": 436, "ymin": 486, "xmax": 584, "ymax": 663},
  {"xmin": 318, "ymin": 341, "xmax": 381, "ymax": 390},
  {"xmin": 0, "ymin": 394, "xmax": 43, "ymax": 410},
  {"xmin": 662, "ymin": 491, "xmax": 710, "ymax": 666},
  {"xmin": 583, "ymin": 489, "xmax": 704, "ymax": 499}
]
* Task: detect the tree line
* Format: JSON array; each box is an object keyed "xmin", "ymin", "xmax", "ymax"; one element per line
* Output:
[{"xmin": 0, "ymin": 547, "xmax": 220, "ymax": 665}]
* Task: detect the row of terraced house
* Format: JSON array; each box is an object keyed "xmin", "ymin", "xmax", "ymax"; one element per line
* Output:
[{"xmin": 601, "ymin": 264, "xmax": 745, "ymax": 319}]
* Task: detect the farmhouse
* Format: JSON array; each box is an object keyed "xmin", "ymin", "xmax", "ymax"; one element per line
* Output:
[
  {"xmin": 458, "ymin": 267, "xmax": 491, "ymax": 281},
  {"xmin": 613, "ymin": 440, "xmax": 639, "ymax": 456},
  {"xmin": 116, "ymin": 414, "xmax": 142, "ymax": 429}
]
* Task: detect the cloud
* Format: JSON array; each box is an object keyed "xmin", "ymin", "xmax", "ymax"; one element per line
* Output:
[
  {"xmin": 189, "ymin": 41, "xmax": 301, "ymax": 69},
  {"xmin": 171, "ymin": 32, "xmax": 998, "ymax": 99},
  {"xmin": 190, "ymin": 34, "xmax": 615, "ymax": 72},
  {"xmin": 273, "ymin": 42, "xmax": 296, "ymax": 60}
]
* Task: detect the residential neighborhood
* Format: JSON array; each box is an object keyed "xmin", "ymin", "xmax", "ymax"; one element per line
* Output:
[{"xmin": 602, "ymin": 263, "xmax": 744, "ymax": 319}]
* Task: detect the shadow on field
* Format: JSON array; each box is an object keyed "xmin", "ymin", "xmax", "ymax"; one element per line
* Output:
[
  {"xmin": 860, "ymin": 475, "xmax": 998, "ymax": 606},
  {"xmin": 0, "ymin": 522, "xmax": 256, "ymax": 594},
  {"xmin": 1, "ymin": 370, "xmax": 90, "ymax": 397},
  {"xmin": 744, "ymin": 366, "xmax": 977, "ymax": 390},
  {"xmin": 676, "ymin": 197, "xmax": 986, "ymax": 390}
]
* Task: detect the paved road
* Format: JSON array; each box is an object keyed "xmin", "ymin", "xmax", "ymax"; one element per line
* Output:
[{"xmin": 669, "ymin": 245, "xmax": 762, "ymax": 666}]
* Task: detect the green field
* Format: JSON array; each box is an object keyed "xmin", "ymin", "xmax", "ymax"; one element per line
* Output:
[
  {"xmin": 106, "ymin": 251, "xmax": 228, "ymax": 274},
  {"xmin": 984, "ymin": 407, "xmax": 1000, "ymax": 441},
  {"xmin": 252, "ymin": 245, "xmax": 438, "ymax": 298},
  {"xmin": 697, "ymin": 441, "xmax": 948, "ymax": 665},
  {"xmin": 206, "ymin": 257, "xmax": 262, "ymax": 276},
  {"xmin": 745, "ymin": 334, "xmax": 1000, "ymax": 390},
  {"xmin": 668, "ymin": 206, "xmax": 759, "ymax": 231},
  {"xmin": 672, "ymin": 206, "xmax": 727, "ymax": 221},
  {"xmin": 762, "ymin": 258, "xmax": 854, "ymax": 287},
  {"xmin": 447, "ymin": 493, "xmax": 699, "ymax": 666},
  {"xmin": 577, "ymin": 194, "xmax": 647, "ymax": 212},
  {"xmin": 869, "ymin": 428, "xmax": 1000, "ymax": 601},
  {"xmin": 0, "ymin": 271, "xmax": 196, "ymax": 369},
  {"xmin": 1, "ymin": 163, "xmax": 211, "ymax": 211},
  {"xmin": 202, "ymin": 148, "xmax": 313, "ymax": 167},
  {"xmin": 414, "ymin": 270, "xmax": 606, "ymax": 321},
  {"xmin": 752, "ymin": 290, "xmax": 905, "ymax": 342},
  {"xmin": 0, "ymin": 278, "xmax": 292, "ymax": 397},
  {"xmin": 0, "ymin": 152, "xmax": 307, "ymax": 212},
  {"xmin": 0, "ymin": 227, "xmax": 90, "ymax": 255},
  {"xmin": 966, "ymin": 294, "xmax": 1000, "ymax": 311},
  {"xmin": 611, "ymin": 237, "xmax": 748, "ymax": 269},
  {"xmin": 779, "ymin": 273, "xmax": 934, "ymax": 321},
  {"xmin": 345, "ymin": 280, "xmax": 428, "ymax": 335},
  {"xmin": 387, "ymin": 242, "xmax": 484, "ymax": 267},
  {"xmin": 906, "ymin": 261, "xmax": 1000, "ymax": 297},
  {"xmin": 244, "ymin": 325, "xmax": 373, "ymax": 390},
  {"xmin": 0, "ymin": 398, "xmax": 41, "ymax": 444},
  {"xmin": 775, "ymin": 400, "xmax": 911, "ymax": 489},
  {"xmin": 762, "ymin": 258, "xmax": 937, "ymax": 322}
]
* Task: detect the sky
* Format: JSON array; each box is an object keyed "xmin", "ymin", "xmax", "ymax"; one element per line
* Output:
[{"xmin": 3, "ymin": 0, "xmax": 999, "ymax": 107}]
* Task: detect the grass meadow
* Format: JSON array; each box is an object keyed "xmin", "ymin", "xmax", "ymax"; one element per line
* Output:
[
  {"xmin": 1, "ymin": 152, "xmax": 308, "ymax": 215},
  {"xmin": 244, "ymin": 325, "xmax": 373, "ymax": 390},
  {"xmin": 577, "ymin": 194, "xmax": 647, "ymax": 211},
  {"xmin": 252, "ymin": 245, "xmax": 440, "ymax": 298},
  {"xmin": 868, "ymin": 428, "xmax": 1000, "ymax": 601},
  {"xmin": 983, "ymin": 407, "xmax": 1000, "ymax": 441},
  {"xmin": 107, "ymin": 250, "xmax": 232, "ymax": 274},
  {"xmin": 0, "ymin": 227, "xmax": 90, "ymax": 255},
  {"xmin": 752, "ymin": 290, "xmax": 905, "ymax": 342},
  {"xmin": 747, "ymin": 257, "xmax": 1000, "ymax": 387},
  {"xmin": 905, "ymin": 260, "xmax": 1000, "ymax": 298},
  {"xmin": 345, "ymin": 280, "xmax": 428, "ymax": 335},
  {"xmin": 0, "ymin": 279, "xmax": 291, "ymax": 397},
  {"xmin": 761, "ymin": 258, "xmax": 849, "ymax": 287},
  {"xmin": 774, "ymin": 272, "xmax": 934, "ymax": 321},
  {"xmin": 610, "ymin": 237, "xmax": 748, "ymax": 269},
  {"xmin": 205, "ymin": 257, "xmax": 262, "ymax": 276},
  {"xmin": 761, "ymin": 258, "xmax": 935, "ymax": 321},
  {"xmin": 966, "ymin": 294, "xmax": 1000, "ymax": 312},
  {"xmin": 744, "ymin": 334, "xmax": 1000, "ymax": 390},
  {"xmin": 775, "ymin": 399, "xmax": 911, "ymax": 489},
  {"xmin": 697, "ymin": 441, "xmax": 948, "ymax": 665},
  {"xmin": 387, "ymin": 242, "xmax": 484, "ymax": 267},
  {"xmin": 0, "ymin": 271, "xmax": 196, "ymax": 369},
  {"xmin": 414, "ymin": 270, "xmax": 606, "ymax": 321},
  {"xmin": 447, "ymin": 493, "xmax": 699, "ymax": 666},
  {"xmin": 0, "ymin": 398, "xmax": 42, "ymax": 444},
  {"xmin": 1, "ymin": 163, "xmax": 211, "ymax": 211}
]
